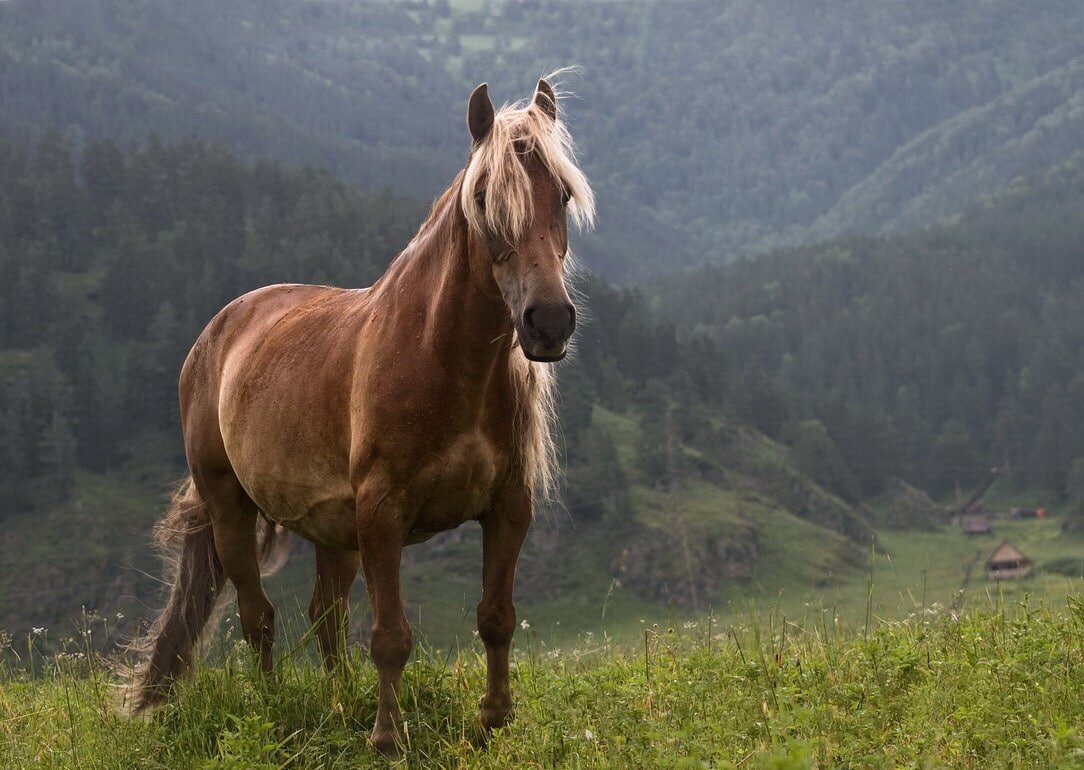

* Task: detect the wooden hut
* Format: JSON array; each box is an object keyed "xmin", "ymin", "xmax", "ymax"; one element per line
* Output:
[
  {"xmin": 961, "ymin": 514, "xmax": 991, "ymax": 535},
  {"xmin": 985, "ymin": 540, "xmax": 1033, "ymax": 580}
]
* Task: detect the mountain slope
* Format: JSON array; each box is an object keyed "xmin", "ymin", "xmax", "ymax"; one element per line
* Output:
[
  {"xmin": 811, "ymin": 58, "xmax": 1084, "ymax": 239},
  {"xmin": 2, "ymin": 0, "xmax": 1082, "ymax": 276},
  {"xmin": 653, "ymin": 152, "xmax": 1084, "ymax": 498}
]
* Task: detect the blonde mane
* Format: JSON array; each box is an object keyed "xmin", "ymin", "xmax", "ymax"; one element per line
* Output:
[
  {"xmin": 460, "ymin": 89, "xmax": 595, "ymax": 242},
  {"xmin": 455, "ymin": 83, "xmax": 594, "ymax": 508}
]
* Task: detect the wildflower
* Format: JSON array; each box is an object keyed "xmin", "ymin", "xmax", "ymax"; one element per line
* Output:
[
  {"xmin": 584, "ymin": 729, "xmax": 595, "ymax": 740},
  {"xmin": 31, "ymin": 627, "xmax": 46, "ymax": 636},
  {"xmin": 520, "ymin": 619, "xmax": 530, "ymax": 631}
]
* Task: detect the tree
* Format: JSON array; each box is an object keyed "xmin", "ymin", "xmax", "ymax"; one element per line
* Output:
[
  {"xmin": 564, "ymin": 422, "xmax": 630, "ymax": 526},
  {"xmin": 788, "ymin": 419, "xmax": 858, "ymax": 502},
  {"xmin": 930, "ymin": 419, "xmax": 979, "ymax": 495}
]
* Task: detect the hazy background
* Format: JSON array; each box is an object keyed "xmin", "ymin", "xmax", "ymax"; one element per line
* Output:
[{"xmin": 2, "ymin": 0, "xmax": 1084, "ymax": 650}]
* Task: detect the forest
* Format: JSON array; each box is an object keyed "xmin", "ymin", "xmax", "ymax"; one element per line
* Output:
[
  {"xmin": 2, "ymin": 0, "xmax": 1084, "ymax": 642},
  {"xmin": 655, "ymin": 153, "xmax": 1084, "ymax": 501},
  {"xmin": 2, "ymin": 134, "xmax": 1084, "ymax": 634},
  {"xmin": 2, "ymin": 0, "xmax": 1082, "ymax": 277}
]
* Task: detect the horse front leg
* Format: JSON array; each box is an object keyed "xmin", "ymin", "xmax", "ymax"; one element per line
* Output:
[
  {"xmin": 477, "ymin": 485, "xmax": 532, "ymax": 733},
  {"xmin": 357, "ymin": 495, "xmax": 412, "ymax": 758}
]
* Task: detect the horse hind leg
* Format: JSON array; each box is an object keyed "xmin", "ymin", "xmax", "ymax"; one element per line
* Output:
[
  {"xmin": 199, "ymin": 469, "xmax": 278, "ymax": 673},
  {"xmin": 309, "ymin": 544, "xmax": 361, "ymax": 670}
]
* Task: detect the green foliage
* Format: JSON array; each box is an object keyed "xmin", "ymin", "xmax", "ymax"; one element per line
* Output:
[
  {"xmin": 1043, "ymin": 556, "xmax": 1084, "ymax": 578},
  {"xmin": 1066, "ymin": 458, "xmax": 1084, "ymax": 504},
  {"xmin": 1, "ymin": 1, "xmax": 1082, "ymax": 277},
  {"xmin": 0, "ymin": 135, "xmax": 422, "ymax": 514},
  {"xmin": 786, "ymin": 419, "xmax": 858, "ymax": 502},
  {"xmin": 4, "ymin": 604, "xmax": 1084, "ymax": 768},
  {"xmin": 655, "ymin": 153, "xmax": 1084, "ymax": 499}
]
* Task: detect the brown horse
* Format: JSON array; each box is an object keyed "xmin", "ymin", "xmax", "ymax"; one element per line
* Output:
[{"xmin": 124, "ymin": 78, "xmax": 595, "ymax": 755}]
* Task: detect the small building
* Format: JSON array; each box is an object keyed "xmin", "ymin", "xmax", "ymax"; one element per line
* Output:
[
  {"xmin": 1010, "ymin": 507, "xmax": 1048, "ymax": 519},
  {"xmin": 985, "ymin": 540, "xmax": 1033, "ymax": 580},
  {"xmin": 961, "ymin": 514, "xmax": 991, "ymax": 535}
]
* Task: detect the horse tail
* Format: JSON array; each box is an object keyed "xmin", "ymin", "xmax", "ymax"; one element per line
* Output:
[{"xmin": 122, "ymin": 476, "xmax": 286, "ymax": 713}]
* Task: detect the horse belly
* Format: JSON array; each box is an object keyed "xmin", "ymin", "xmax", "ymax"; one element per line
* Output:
[
  {"xmin": 277, "ymin": 496, "xmax": 359, "ymax": 551},
  {"xmin": 245, "ymin": 473, "xmax": 358, "ymax": 551},
  {"xmin": 407, "ymin": 432, "xmax": 507, "ymax": 538},
  {"xmin": 223, "ymin": 419, "xmax": 357, "ymax": 550}
]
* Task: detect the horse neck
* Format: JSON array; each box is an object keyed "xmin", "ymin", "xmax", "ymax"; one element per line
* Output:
[{"xmin": 376, "ymin": 190, "xmax": 514, "ymax": 387}]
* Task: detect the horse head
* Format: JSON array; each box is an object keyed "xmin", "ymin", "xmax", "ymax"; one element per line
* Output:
[{"xmin": 461, "ymin": 79, "xmax": 595, "ymax": 362}]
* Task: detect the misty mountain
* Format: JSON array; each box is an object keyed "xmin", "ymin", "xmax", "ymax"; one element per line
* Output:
[{"xmin": 1, "ymin": 0, "xmax": 1082, "ymax": 278}]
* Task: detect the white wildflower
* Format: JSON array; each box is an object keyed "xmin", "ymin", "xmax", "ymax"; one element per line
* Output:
[{"xmin": 520, "ymin": 619, "xmax": 530, "ymax": 631}]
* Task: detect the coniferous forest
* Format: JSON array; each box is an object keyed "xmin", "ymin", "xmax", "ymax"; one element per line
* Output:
[
  {"xmin": 1, "ymin": 0, "xmax": 1084, "ymax": 642},
  {"xmin": 3, "ymin": 132, "xmax": 1084, "ymax": 637}
]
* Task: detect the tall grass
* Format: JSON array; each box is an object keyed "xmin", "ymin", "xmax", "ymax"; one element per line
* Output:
[{"xmin": 3, "ymin": 595, "xmax": 1084, "ymax": 769}]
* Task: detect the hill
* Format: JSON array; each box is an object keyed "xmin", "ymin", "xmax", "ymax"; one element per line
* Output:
[
  {"xmin": 2, "ymin": 1, "xmax": 1083, "ymax": 276},
  {"xmin": 652, "ymin": 152, "xmax": 1084, "ymax": 502},
  {"xmin": 4, "ymin": 134, "xmax": 1084, "ymax": 649},
  {"xmin": 4, "ymin": 604, "xmax": 1084, "ymax": 767},
  {"xmin": 0, "ymin": 135, "xmax": 874, "ymax": 646}
]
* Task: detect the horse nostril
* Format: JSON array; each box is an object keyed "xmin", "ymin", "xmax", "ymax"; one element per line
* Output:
[{"xmin": 522, "ymin": 302, "xmax": 575, "ymax": 341}]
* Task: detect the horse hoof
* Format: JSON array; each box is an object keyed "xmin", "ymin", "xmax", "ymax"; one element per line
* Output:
[
  {"xmin": 480, "ymin": 706, "xmax": 512, "ymax": 732},
  {"xmin": 371, "ymin": 729, "xmax": 401, "ymax": 758}
]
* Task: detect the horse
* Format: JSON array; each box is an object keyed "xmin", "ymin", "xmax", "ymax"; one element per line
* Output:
[{"xmin": 124, "ymin": 77, "xmax": 595, "ymax": 757}]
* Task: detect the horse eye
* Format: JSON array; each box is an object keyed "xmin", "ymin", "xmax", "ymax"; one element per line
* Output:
[
  {"xmin": 475, "ymin": 190, "xmax": 486, "ymax": 209},
  {"xmin": 561, "ymin": 189, "xmax": 571, "ymax": 207}
]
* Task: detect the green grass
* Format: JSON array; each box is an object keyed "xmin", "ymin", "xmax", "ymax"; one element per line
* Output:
[
  {"xmin": 3, "ymin": 597, "xmax": 1084, "ymax": 769},
  {"xmin": 259, "ymin": 505, "xmax": 1084, "ymax": 657},
  {"xmin": 712, "ymin": 517, "xmax": 1084, "ymax": 633},
  {"xmin": 0, "ymin": 471, "xmax": 166, "ymax": 642}
]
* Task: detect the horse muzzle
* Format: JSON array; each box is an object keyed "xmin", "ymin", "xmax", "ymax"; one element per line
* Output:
[{"xmin": 518, "ymin": 300, "xmax": 575, "ymax": 362}]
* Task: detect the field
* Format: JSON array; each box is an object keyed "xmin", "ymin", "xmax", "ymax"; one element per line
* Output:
[
  {"xmin": 262, "ymin": 512, "xmax": 1084, "ymax": 653},
  {"xmin": 6, "ymin": 458, "xmax": 1084, "ymax": 768},
  {"xmin": 3, "ymin": 598, "xmax": 1083, "ymax": 769}
]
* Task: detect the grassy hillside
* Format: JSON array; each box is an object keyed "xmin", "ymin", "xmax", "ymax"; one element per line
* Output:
[
  {"xmin": 0, "ymin": 403, "xmax": 873, "ymax": 650},
  {"xmin": 3, "ymin": 603, "xmax": 1083, "ymax": 768},
  {"xmin": 12, "ymin": 401, "xmax": 1083, "ymax": 663}
]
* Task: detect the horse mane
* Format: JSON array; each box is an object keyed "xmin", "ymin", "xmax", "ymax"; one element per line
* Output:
[
  {"xmin": 459, "ymin": 85, "xmax": 595, "ymax": 242},
  {"xmin": 408, "ymin": 83, "xmax": 594, "ymax": 509}
]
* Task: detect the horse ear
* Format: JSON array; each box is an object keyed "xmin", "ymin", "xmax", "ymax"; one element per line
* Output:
[
  {"xmin": 467, "ymin": 83, "xmax": 494, "ymax": 144},
  {"xmin": 533, "ymin": 78, "xmax": 558, "ymax": 121}
]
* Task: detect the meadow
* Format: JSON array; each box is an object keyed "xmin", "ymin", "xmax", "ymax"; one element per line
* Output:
[
  {"xmin": 265, "ymin": 512, "xmax": 1084, "ymax": 652},
  {"xmin": 3, "ymin": 592, "xmax": 1083, "ymax": 769},
  {"xmin": 6, "ymin": 472, "xmax": 1082, "ymax": 768}
]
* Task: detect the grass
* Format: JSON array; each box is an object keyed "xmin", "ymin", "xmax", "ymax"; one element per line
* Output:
[
  {"xmin": 3, "ymin": 595, "xmax": 1084, "ymax": 769},
  {"xmin": 259, "ymin": 506, "xmax": 1084, "ymax": 657}
]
